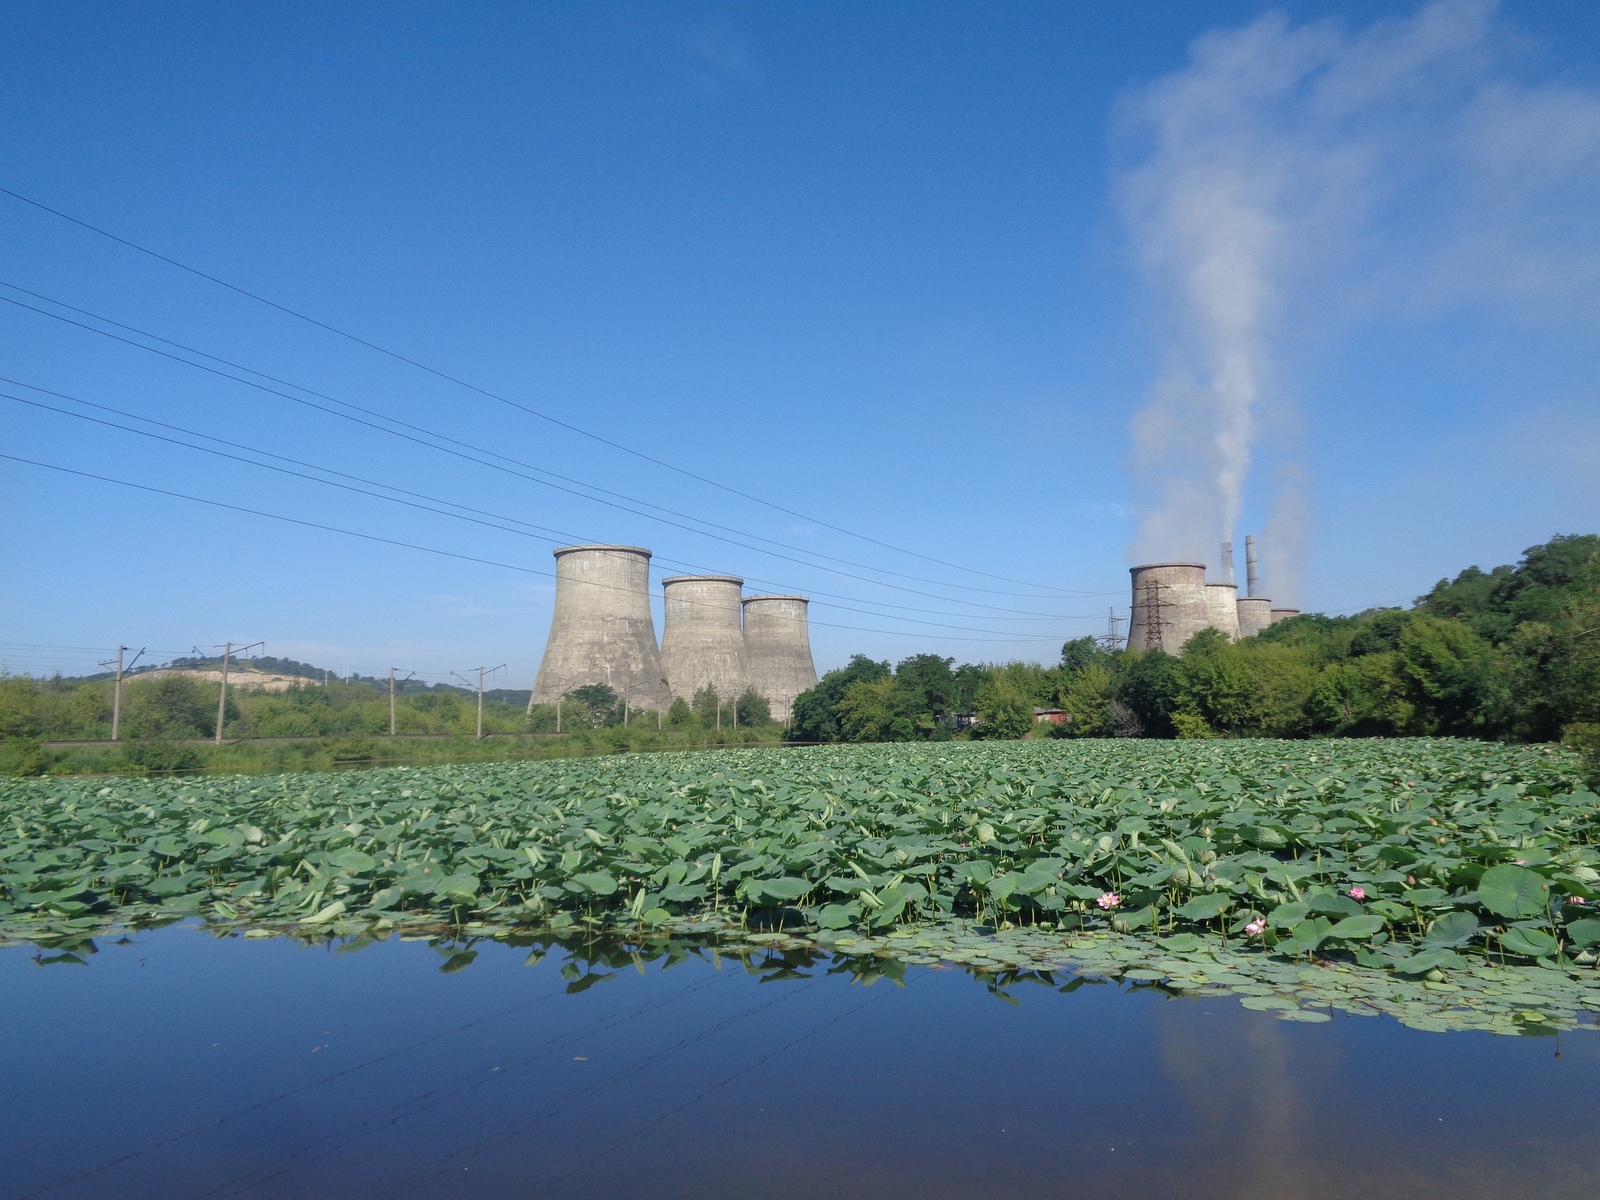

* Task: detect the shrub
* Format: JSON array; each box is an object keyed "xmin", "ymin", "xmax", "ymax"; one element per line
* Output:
[
  {"xmin": 121, "ymin": 739, "xmax": 203, "ymax": 773},
  {"xmin": 0, "ymin": 737, "xmax": 57, "ymax": 776}
]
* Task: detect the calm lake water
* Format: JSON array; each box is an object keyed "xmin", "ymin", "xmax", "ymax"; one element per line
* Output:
[{"xmin": 1, "ymin": 926, "xmax": 1596, "ymax": 1200}]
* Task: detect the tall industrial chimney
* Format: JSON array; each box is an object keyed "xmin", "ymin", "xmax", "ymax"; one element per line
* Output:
[
  {"xmin": 1221, "ymin": 541, "xmax": 1236, "ymax": 585},
  {"xmin": 660, "ymin": 575, "xmax": 748, "ymax": 703},
  {"xmin": 741, "ymin": 595, "xmax": 817, "ymax": 723},
  {"xmin": 530, "ymin": 545, "xmax": 671, "ymax": 712},
  {"xmin": 1127, "ymin": 564, "xmax": 1211, "ymax": 654},
  {"xmin": 1245, "ymin": 534, "xmax": 1261, "ymax": 598}
]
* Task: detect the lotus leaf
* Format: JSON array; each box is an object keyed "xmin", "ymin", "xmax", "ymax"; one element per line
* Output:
[
  {"xmin": 1500, "ymin": 927, "xmax": 1558, "ymax": 959},
  {"xmin": 1478, "ymin": 864, "xmax": 1550, "ymax": 920},
  {"xmin": 1564, "ymin": 917, "xmax": 1600, "ymax": 949},
  {"xmin": 1326, "ymin": 914, "xmax": 1385, "ymax": 941},
  {"xmin": 1422, "ymin": 911, "xmax": 1481, "ymax": 948}
]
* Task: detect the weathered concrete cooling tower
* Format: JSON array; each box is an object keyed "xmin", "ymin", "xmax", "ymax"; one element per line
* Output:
[
  {"xmin": 660, "ymin": 575, "xmax": 748, "ymax": 702},
  {"xmin": 1205, "ymin": 582, "xmax": 1241, "ymax": 642},
  {"xmin": 1127, "ymin": 564, "xmax": 1211, "ymax": 654},
  {"xmin": 741, "ymin": 595, "xmax": 817, "ymax": 723},
  {"xmin": 1270, "ymin": 608, "xmax": 1300, "ymax": 625},
  {"xmin": 531, "ymin": 545, "xmax": 671, "ymax": 710},
  {"xmin": 1236, "ymin": 597, "xmax": 1273, "ymax": 639}
]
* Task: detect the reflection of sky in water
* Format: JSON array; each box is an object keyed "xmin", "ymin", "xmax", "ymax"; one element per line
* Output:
[{"xmin": 2, "ymin": 927, "xmax": 1595, "ymax": 1199}]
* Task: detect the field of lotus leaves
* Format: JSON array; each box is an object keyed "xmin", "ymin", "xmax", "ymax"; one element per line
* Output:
[{"xmin": 4, "ymin": 738, "xmax": 1599, "ymax": 1033}]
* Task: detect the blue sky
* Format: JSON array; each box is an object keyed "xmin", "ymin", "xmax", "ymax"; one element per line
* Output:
[{"xmin": 3, "ymin": 1, "xmax": 1598, "ymax": 687}]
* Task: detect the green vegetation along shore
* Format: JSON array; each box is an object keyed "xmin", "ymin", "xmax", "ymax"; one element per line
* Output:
[
  {"xmin": 0, "ymin": 671, "xmax": 782, "ymax": 777},
  {"xmin": 787, "ymin": 534, "xmax": 1600, "ymax": 780},
  {"xmin": 4, "ymin": 739, "xmax": 1597, "ymax": 1034}
]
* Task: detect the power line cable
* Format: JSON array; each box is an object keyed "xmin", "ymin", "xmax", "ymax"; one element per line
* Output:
[
  {"xmin": 1, "ymin": 453, "xmax": 1061, "ymax": 646},
  {"xmin": 0, "ymin": 377, "xmax": 1088, "ymax": 625},
  {"xmin": 0, "ymin": 183, "xmax": 1084, "ymax": 593},
  {"xmin": 0, "ymin": 288, "xmax": 1109, "ymax": 616},
  {"xmin": 4, "ymin": 390, "xmax": 1101, "ymax": 636}
]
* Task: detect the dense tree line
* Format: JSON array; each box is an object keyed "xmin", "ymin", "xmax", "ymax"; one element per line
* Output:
[
  {"xmin": 0, "ymin": 672, "xmax": 781, "ymax": 744},
  {"xmin": 791, "ymin": 536, "xmax": 1599, "ymax": 767}
]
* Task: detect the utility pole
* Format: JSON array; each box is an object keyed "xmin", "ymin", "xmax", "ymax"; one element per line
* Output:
[
  {"xmin": 556, "ymin": 696, "xmax": 562, "ymax": 734},
  {"xmin": 386, "ymin": 669, "xmax": 415, "ymax": 737},
  {"xmin": 716, "ymin": 698, "xmax": 722, "ymax": 732},
  {"xmin": 98, "ymin": 645, "xmax": 145, "ymax": 742},
  {"xmin": 211, "ymin": 640, "xmax": 263, "ymax": 743},
  {"xmin": 453, "ymin": 665, "xmax": 505, "ymax": 739}
]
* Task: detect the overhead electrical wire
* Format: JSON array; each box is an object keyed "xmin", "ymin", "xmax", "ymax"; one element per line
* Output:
[
  {"xmin": 0, "ymin": 453, "xmax": 1068, "ymax": 645},
  {"xmin": 0, "ymin": 183, "xmax": 1087, "ymax": 595},
  {"xmin": 0, "ymin": 286, "xmax": 1110, "ymax": 618},
  {"xmin": 4, "ymin": 391, "xmax": 1101, "ymax": 637},
  {"xmin": 2, "ymin": 380, "xmax": 1105, "ymax": 633}
]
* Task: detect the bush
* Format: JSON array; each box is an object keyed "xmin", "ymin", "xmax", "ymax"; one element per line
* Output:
[
  {"xmin": 0, "ymin": 737, "xmax": 57, "ymax": 776},
  {"xmin": 328, "ymin": 734, "xmax": 377, "ymax": 762},
  {"xmin": 1565, "ymin": 723, "xmax": 1600, "ymax": 787},
  {"xmin": 121, "ymin": 739, "xmax": 203, "ymax": 773}
]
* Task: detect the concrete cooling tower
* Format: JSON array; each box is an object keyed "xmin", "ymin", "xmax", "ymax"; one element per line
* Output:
[
  {"xmin": 1204, "ymin": 582, "xmax": 1241, "ymax": 642},
  {"xmin": 1271, "ymin": 608, "xmax": 1301, "ymax": 625},
  {"xmin": 660, "ymin": 575, "xmax": 748, "ymax": 702},
  {"xmin": 1127, "ymin": 564, "xmax": 1210, "ymax": 654},
  {"xmin": 530, "ymin": 545, "xmax": 671, "ymax": 711},
  {"xmin": 741, "ymin": 595, "xmax": 817, "ymax": 723},
  {"xmin": 1236, "ymin": 597, "xmax": 1273, "ymax": 639}
]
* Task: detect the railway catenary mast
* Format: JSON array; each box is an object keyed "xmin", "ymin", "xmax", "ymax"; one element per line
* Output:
[
  {"xmin": 741, "ymin": 595, "xmax": 817, "ymax": 724},
  {"xmin": 660, "ymin": 575, "xmax": 749, "ymax": 704},
  {"xmin": 530, "ymin": 545, "xmax": 671, "ymax": 712}
]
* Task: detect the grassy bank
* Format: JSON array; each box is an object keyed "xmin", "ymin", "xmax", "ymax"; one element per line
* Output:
[{"xmin": 0, "ymin": 725, "xmax": 784, "ymax": 777}]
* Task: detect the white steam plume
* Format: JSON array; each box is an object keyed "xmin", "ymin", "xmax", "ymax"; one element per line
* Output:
[{"xmin": 1115, "ymin": 0, "xmax": 1600, "ymax": 600}]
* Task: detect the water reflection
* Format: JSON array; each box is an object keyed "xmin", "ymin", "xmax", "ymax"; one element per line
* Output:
[{"xmin": 1, "ymin": 926, "xmax": 1595, "ymax": 1200}]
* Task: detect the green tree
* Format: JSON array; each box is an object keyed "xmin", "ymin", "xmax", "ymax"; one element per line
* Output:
[
  {"xmin": 1056, "ymin": 662, "xmax": 1115, "ymax": 736},
  {"xmin": 1116, "ymin": 650, "xmax": 1182, "ymax": 739},
  {"xmin": 569, "ymin": 683, "xmax": 619, "ymax": 728},
  {"xmin": 1396, "ymin": 615, "xmax": 1495, "ymax": 734},
  {"xmin": 889, "ymin": 653, "xmax": 958, "ymax": 736},
  {"xmin": 735, "ymin": 688, "xmax": 771, "ymax": 727},
  {"xmin": 1059, "ymin": 636, "xmax": 1112, "ymax": 675},
  {"xmin": 123, "ymin": 675, "xmax": 223, "ymax": 740},
  {"xmin": 665, "ymin": 697, "xmax": 696, "ymax": 727},
  {"xmin": 790, "ymin": 656, "xmax": 891, "ymax": 742},
  {"xmin": 836, "ymin": 677, "xmax": 896, "ymax": 741},
  {"xmin": 690, "ymin": 683, "xmax": 723, "ymax": 726},
  {"xmin": 971, "ymin": 671, "xmax": 1036, "ymax": 739},
  {"xmin": 1175, "ymin": 629, "xmax": 1267, "ymax": 736}
]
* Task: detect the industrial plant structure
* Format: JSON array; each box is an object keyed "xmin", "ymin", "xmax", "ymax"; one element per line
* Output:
[
  {"xmin": 660, "ymin": 575, "xmax": 748, "ymax": 703},
  {"xmin": 741, "ymin": 595, "xmax": 817, "ymax": 723},
  {"xmin": 1128, "ymin": 534, "xmax": 1290, "ymax": 653},
  {"xmin": 530, "ymin": 545, "xmax": 672, "ymax": 712},
  {"xmin": 531, "ymin": 546, "xmax": 817, "ymax": 722},
  {"xmin": 1126, "ymin": 563, "xmax": 1211, "ymax": 653}
]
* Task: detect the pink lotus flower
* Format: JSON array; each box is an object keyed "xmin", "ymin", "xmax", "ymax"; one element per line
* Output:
[
  {"xmin": 1244, "ymin": 919, "xmax": 1266, "ymax": 936},
  {"xmin": 1348, "ymin": 887, "xmax": 1366, "ymax": 901},
  {"xmin": 1514, "ymin": 859, "xmax": 1530, "ymax": 867},
  {"xmin": 1096, "ymin": 892, "xmax": 1121, "ymax": 910},
  {"xmin": 1571, "ymin": 897, "xmax": 1588, "ymax": 906}
]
